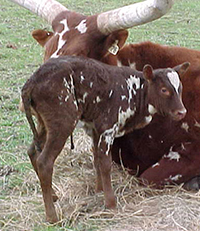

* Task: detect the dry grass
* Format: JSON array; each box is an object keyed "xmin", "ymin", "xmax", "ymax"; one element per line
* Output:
[{"xmin": 1, "ymin": 129, "xmax": 200, "ymax": 231}]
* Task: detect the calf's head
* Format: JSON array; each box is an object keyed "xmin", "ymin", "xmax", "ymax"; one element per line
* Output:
[{"xmin": 143, "ymin": 62, "xmax": 190, "ymax": 121}]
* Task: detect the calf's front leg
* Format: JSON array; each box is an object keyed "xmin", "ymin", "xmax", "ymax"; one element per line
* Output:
[{"xmin": 93, "ymin": 133, "xmax": 116, "ymax": 209}]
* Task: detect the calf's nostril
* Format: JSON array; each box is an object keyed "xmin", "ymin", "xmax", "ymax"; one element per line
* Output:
[{"xmin": 175, "ymin": 109, "xmax": 187, "ymax": 119}]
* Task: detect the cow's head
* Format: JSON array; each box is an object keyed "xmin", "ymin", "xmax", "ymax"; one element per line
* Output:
[
  {"xmin": 143, "ymin": 62, "xmax": 190, "ymax": 121},
  {"xmin": 11, "ymin": 0, "xmax": 174, "ymax": 62}
]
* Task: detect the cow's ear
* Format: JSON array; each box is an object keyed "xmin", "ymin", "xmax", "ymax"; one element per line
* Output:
[
  {"xmin": 143, "ymin": 64, "xmax": 154, "ymax": 82},
  {"xmin": 32, "ymin": 29, "xmax": 54, "ymax": 47},
  {"xmin": 105, "ymin": 29, "xmax": 128, "ymax": 55},
  {"xmin": 173, "ymin": 62, "xmax": 190, "ymax": 77}
]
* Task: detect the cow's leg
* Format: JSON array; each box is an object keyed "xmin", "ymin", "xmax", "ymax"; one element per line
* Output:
[
  {"xmin": 93, "ymin": 132, "xmax": 116, "ymax": 209},
  {"xmin": 27, "ymin": 122, "xmax": 58, "ymax": 202},
  {"xmin": 140, "ymin": 142, "xmax": 200, "ymax": 189}
]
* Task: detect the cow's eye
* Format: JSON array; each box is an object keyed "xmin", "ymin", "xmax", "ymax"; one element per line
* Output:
[{"xmin": 161, "ymin": 87, "xmax": 170, "ymax": 96}]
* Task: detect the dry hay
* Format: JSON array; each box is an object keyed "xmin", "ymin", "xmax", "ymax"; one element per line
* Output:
[{"xmin": 1, "ymin": 129, "xmax": 200, "ymax": 231}]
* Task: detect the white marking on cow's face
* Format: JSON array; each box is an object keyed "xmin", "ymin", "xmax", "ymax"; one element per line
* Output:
[
  {"xmin": 148, "ymin": 104, "xmax": 157, "ymax": 115},
  {"xmin": 167, "ymin": 71, "xmax": 181, "ymax": 94},
  {"xmin": 181, "ymin": 122, "xmax": 189, "ymax": 132},
  {"xmin": 149, "ymin": 135, "xmax": 152, "ymax": 139},
  {"xmin": 51, "ymin": 19, "xmax": 70, "ymax": 58},
  {"xmin": 75, "ymin": 19, "xmax": 87, "ymax": 34},
  {"xmin": 152, "ymin": 162, "xmax": 159, "ymax": 168},
  {"xmin": 164, "ymin": 147, "xmax": 180, "ymax": 162}
]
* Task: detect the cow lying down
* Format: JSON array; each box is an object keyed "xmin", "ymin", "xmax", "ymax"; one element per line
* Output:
[{"xmin": 21, "ymin": 56, "xmax": 189, "ymax": 223}]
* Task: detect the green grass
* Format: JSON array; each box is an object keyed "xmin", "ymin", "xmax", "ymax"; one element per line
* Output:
[{"xmin": 1, "ymin": 0, "xmax": 200, "ymax": 230}]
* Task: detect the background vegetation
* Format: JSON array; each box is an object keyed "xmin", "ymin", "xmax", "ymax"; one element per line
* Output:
[{"xmin": 1, "ymin": 0, "xmax": 200, "ymax": 230}]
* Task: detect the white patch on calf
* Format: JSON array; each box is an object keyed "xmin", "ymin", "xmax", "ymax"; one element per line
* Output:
[
  {"xmin": 126, "ymin": 75, "xmax": 140, "ymax": 104},
  {"xmin": 51, "ymin": 19, "xmax": 70, "ymax": 58},
  {"xmin": 164, "ymin": 147, "xmax": 181, "ymax": 162},
  {"xmin": 121, "ymin": 95, "xmax": 127, "ymax": 101},
  {"xmin": 167, "ymin": 71, "xmax": 180, "ymax": 94},
  {"xmin": 98, "ymin": 123, "xmax": 119, "ymax": 155},
  {"xmin": 65, "ymin": 95, "xmax": 70, "ymax": 102},
  {"xmin": 90, "ymin": 82, "xmax": 93, "ymax": 88},
  {"xmin": 117, "ymin": 106, "xmax": 135, "ymax": 131},
  {"xmin": 80, "ymin": 74, "xmax": 85, "ymax": 84},
  {"xmin": 78, "ymin": 92, "xmax": 88, "ymax": 103},
  {"xmin": 75, "ymin": 19, "xmax": 87, "ymax": 34},
  {"xmin": 181, "ymin": 122, "xmax": 189, "ymax": 132},
  {"xmin": 96, "ymin": 96, "xmax": 101, "ymax": 103},
  {"xmin": 109, "ymin": 90, "xmax": 113, "ymax": 98},
  {"xmin": 144, "ymin": 115, "xmax": 152, "ymax": 125},
  {"xmin": 148, "ymin": 104, "xmax": 157, "ymax": 115}
]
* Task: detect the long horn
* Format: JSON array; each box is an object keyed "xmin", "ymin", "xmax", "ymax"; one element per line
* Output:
[
  {"xmin": 97, "ymin": 0, "xmax": 174, "ymax": 35},
  {"xmin": 10, "ymin": 0, "xmax": 68, "ymax": 24}
]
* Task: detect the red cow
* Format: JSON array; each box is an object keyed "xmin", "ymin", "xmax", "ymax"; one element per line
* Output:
[
  {"xmin": 108, "ymin": 41, "xmax": 200, "ymax": 189},
  {"xmin": 22, "ymin": 55, "xmax": 189, "ymax": 222}
]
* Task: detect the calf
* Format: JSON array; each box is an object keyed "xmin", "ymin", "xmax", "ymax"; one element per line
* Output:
[{"xmin": 22, "ymin": 56, "xmax": 189, "ymax": 223}]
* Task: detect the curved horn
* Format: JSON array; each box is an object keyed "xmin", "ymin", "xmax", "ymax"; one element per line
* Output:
[
  {"xmin": 10, "ymin": 0, "xmax": 68, "ymax": 24},
  {"xmin": 97, "ymin": 0, "xmax": 174, "ymax": 35}
]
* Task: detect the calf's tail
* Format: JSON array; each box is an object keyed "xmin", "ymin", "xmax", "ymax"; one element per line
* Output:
[{"xmin": 21, "ymin": 81, "xmax": 42, "ymax": 152}]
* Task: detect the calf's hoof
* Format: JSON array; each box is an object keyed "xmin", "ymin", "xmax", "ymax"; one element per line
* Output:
[
  {"xmin": 105, "ymin": 198, "xmax": 116, "ymax": 210},
  {"xmin": 46, "ymin": 214, "xmax": 59, "ymax": 224}
]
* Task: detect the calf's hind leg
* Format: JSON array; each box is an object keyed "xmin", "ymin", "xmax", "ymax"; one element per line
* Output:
[
  {"xmin": 27, "ymin": 121, "xmax": 58, "ymax": 202},
  {"xmin": 36, "ymin": 125, "xmax": 74, "ymax": 223}
]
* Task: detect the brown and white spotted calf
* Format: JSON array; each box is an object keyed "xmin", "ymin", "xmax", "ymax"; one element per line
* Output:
[{"xmin": 22, "ymin": 56, "xmax": 189, "ymax": 223}]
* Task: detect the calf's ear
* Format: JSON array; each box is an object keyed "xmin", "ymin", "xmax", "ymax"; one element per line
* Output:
[
  {"xmin": 173, "ymin": 62, "xmax": 190, "ymax": 77},
  {"xmin": 143, "ymin": 64, "xmax": 154, "ymax": 82}
]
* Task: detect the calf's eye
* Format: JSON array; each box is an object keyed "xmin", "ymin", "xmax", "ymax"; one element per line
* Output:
[{"xmin": 161, "ymin": 87, "xmax": 170, "ymax": 96}]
